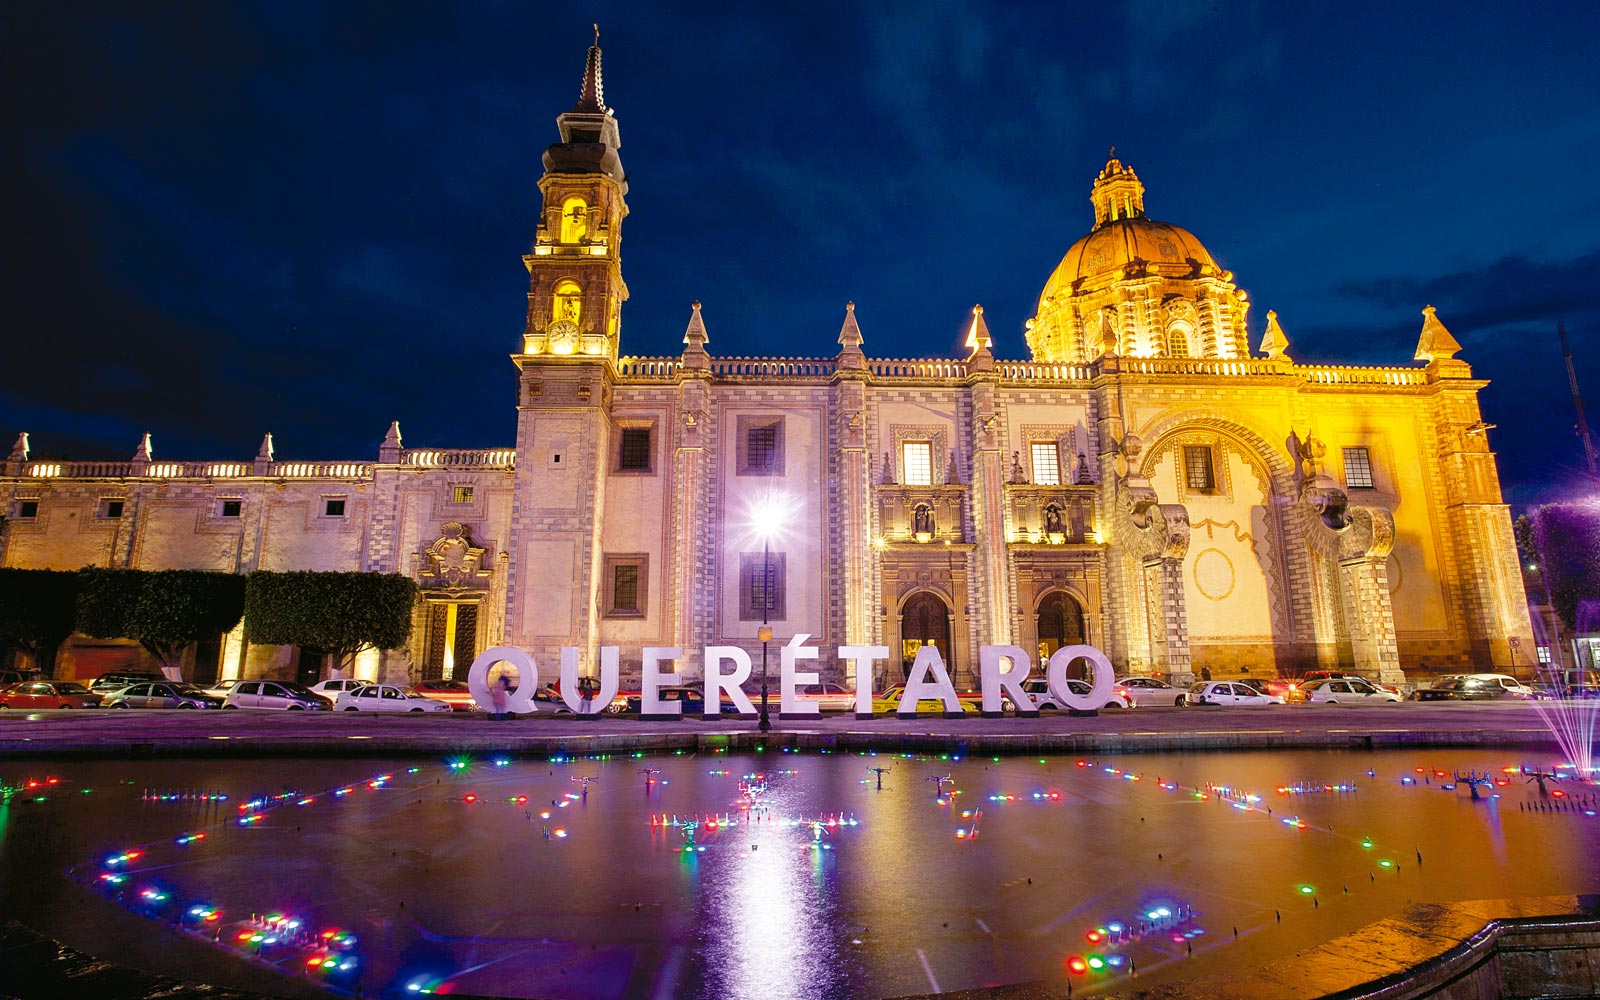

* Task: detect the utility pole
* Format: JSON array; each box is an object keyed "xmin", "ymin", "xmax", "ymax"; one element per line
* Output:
[{"xmin": 1559, "ymin": 320, "xmax": 1598, "ymax": 478}]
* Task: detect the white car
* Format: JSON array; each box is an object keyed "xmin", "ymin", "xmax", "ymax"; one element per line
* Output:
[
  {"xmin": 1117, "ymin": 676, "xmax": 1188, "ymax": 707},
  {"xmin": 311, "ymin": 678, "xmax": 365, "ymax": 699},
  {"xmin": 334, "ymin": 684, "xmax": 453, "ymax": 713},
  {"xmin": 794, "ymin": 683, "xmax": 857, "ymax": 712},
  {"xmin": 224, "ymin": 679, "xmax": 332, "ymax": 710},
  {"xmin": 1185, "ymin": 681, "xmax": 1284, "ymax": 707},
  {"xmin": 1004, "ymin": 678, "xmax": 1132, "ymax": 712},
  {"xmin": 1298, "ymin": 677, "xmax": 1401, "ymax": 704}
]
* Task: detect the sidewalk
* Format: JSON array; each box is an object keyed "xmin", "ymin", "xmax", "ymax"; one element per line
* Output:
[{"xmin": 0, "ymin": 701, "xmax": 1563, "ymax": 758}]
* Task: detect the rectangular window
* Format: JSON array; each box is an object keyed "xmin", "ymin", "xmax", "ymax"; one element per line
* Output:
[
  {"xmin": 220, "ymin": 500, "xmax": 242, "ymax": 517},
  {"xmin": 618, "ymin": 427, "xmax": 652, "ymax": 471},
  {"xmin": 601, "ymin": 554, "xmax": 648, "ymax": 618},
  {"xmin": 452, "ymin": 486, "xmax": 474, "ymax": 503},
  {"xmin": 324, "ymin": 498, "xmax": 346, "ymax": 517},
  {"xmin": 17, "ymin": 500, "xmax": 38, "ymax": 519},
  {"xmin": 1536, "ymin": 645, "xmax": 1552, "ymax": 664},
  {"xmin": 101, "ymin": 499, "xmax": 124, "ymax": 519},
  {"xmin": 1183, "ymin": 445, "xmax": 1216, "ymax": 491},
  {"xmin": 737, "ymin": 417, "xmax": 785, "ymax": 476},
  {"xmin": 1030, "ymin": 442, "xmax": 1061, "ymax": 485},
  {"xmin": 903, "ymin": 442, "xmax": 933, "ymax": 485},
  {"xmin": 739, "ymin": 551, "xmax": 787, "ymax": 620},
  {"xmin": 1343, "ymin": 446, "xmax": 1375, "ymax": 489},
  {"xmin": 612, "ymin": 565, "xmax": 639, "ymax": 611}
]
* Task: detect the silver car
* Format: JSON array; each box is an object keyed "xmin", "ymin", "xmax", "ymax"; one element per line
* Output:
[
  {"xmin": 334, "ymin": 684, "xmax": 453, "ymax": 713},
  {"xmin": 103, "ymin": 682, "xmax": 225, "ymax": 709},
  {"xmin": 1117, "ymin": 676, "xmax": 1188, "ymax": 707},
  {"xmin": 224, "ymin": 680, "xmax": 332, "ymax": 710}
]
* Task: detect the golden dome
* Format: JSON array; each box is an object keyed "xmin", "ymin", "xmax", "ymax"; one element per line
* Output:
[{"xmin": 1041, "ymin": 217, "xmax": 1216, "ymax": 295}]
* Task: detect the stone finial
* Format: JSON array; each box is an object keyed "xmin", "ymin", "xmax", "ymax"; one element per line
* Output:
[
  {"xmin": 132, "ymin": 433, "xmax": 153, "ymax": 462},
  {"xmin": 1076, "ymin": 452, "xmax": 1095, "ymax": 484},
  {"xmin": 256, "ymin": 433, "xmax": 275, "ymax": 462},
  {"xmin": 945, "ymin": 452, "xmax": 962, "ymax": 485},
  {"xmin": 682, "ymin": 301, "xmax": 711, "ymax": 371},
  {"xmin": 1259, "ymin": 309, "xmax": 1291, "ymax": 361},
  {"xmin": 1009, "ymin": 450, "xmax": 1028, "ymax": 484},
  {"xmin": 965, "ymin": 305, "xmax": 995, "ymax": 372},
  {"xmin": 836, "ymin": 301, "xmax": 866, "ymax": 370},
  {"xmin": 378, "ymin": 421, "xmax": 403, "ymax": 463},
  {"xmin": 1414, "ymin": 305, "xmax": 1464, "ymax": 362},
  {"xmin": 7, "ymin": 432, "xmax": 28, "ymax": 462}
]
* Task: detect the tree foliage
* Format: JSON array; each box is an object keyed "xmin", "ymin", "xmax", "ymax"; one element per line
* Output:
[
  {"xmin": 1528, "ymin": 503, "xmax": 1600, "ymax": 633},
  {"xmin": 244, "ymin": 571, "xmax": 417, "ymax": 673},
  {"xmin": 0, "ymin": 568, "xmax": 80, "ymax": 675},
  {"xmin": 75, "ymin": 569, "xmax": 246, "ymax": 672}
]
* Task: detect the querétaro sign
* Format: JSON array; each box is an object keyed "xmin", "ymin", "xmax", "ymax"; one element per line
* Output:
[{"xmin": 465, "ymin": 636, "xmax": 1118, "ymax": 717}]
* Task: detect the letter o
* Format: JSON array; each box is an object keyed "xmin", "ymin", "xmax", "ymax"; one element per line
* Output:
[
  {"xmin": 467, "ymin": 646, "xmax": 539, "ymax": 713},
  {"xmin": 1045, "ymin": 645, "xmax": 1115, "ymax": 711}
]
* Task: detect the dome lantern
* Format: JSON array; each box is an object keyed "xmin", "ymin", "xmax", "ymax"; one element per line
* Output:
[{"xmin": 1091, "ymin": 148, "xmax": 1147, "ymax": 228}]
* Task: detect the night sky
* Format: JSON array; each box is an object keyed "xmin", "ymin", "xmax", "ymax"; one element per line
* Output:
[{"xmin": 4, "ymin": 3, "xmax": 1598, "ymax": 507}]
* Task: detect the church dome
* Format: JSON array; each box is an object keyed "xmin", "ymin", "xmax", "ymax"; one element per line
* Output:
[{"xmin": 1025, "ymin": 154, "xmax": 1251, "ymax": 364}]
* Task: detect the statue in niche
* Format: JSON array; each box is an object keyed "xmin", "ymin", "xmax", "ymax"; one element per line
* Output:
[
  {"xmin": 1044, "ymin": 504, "xmax": 1065, "ymax": 535},
  {"xmin": 1010, "ymin": 451, "xmax": 1028, "ymax": 484},
  {"xmin": 560, "ymin": 199, "xmax": 589, "ymax": 243},
  {"xmin": 552, "ymin": 281, "xmax": 583, "ymax": 326},
  {"xmin": 913, "ymin": 503, "xmax": 935, "ymax": 537}
]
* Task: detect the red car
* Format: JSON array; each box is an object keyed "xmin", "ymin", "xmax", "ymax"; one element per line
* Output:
[
  {"xmin": 0, "ymin": 680, "xmax": 103, "ymax": 709},
  {"xmin": 412, "ymin": 679, "xmax": 479, "ymax": 711}
]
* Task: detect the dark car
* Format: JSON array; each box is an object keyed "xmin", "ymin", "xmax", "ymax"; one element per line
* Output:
[
  {"xmin": 1410, "ymin": 679, "xmax": 1467, "ymax": 701},
  {"xmin": 626, "ymin": 686, "xmax": 705, "ymax": 715},
  {"xmin": 89, "ymin": 671, "xmax": 163, "ymax": 694}
]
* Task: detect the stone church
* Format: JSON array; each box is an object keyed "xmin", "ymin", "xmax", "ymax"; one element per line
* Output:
[{"xmin": 1, "ymin": 38, "xmax": 1532, "ymax": 691}]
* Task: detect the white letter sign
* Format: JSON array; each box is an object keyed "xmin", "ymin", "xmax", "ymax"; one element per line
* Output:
[
  {"xmin": 1045, "ymin": 644, "xmax": 1116, "ymax": 712},
  {"xmin": 558, "ymin": 645, "xmax": 620, "ymax": 715},
  {"xmin": 704, "ymin": 646, "xmax": 755, "ymax": 717},
  {"xmin": 640, "ymin": 646, "xmax": 684, "ymax": 717},
  {"xmin": 899, "ymin": 644, "xmax": 962, "ymax": 716},
  {"xmin": 839, "ymin": 645, "xmax": 889, "ymax": 718},
  {"xmin": 980, "ymin": 645, "xmax": 1034, "ymax": 715},
  {"xmin": 779, "ymin": 633, "xmax": 821, "ymax": 717},
  {"xmin": 468, "ymin": 646, "xmax": 539, "ymax": 713}
]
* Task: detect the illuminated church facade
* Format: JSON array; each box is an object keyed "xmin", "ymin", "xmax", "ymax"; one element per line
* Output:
[{"xmin": 1, "ymin": 40, "xmax": 1532, "ymax": 690}]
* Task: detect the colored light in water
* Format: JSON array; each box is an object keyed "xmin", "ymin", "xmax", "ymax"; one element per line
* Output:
[
  {"xmin": 1087, "ymin": 956, "xmax": 1104, "ymax": 970},
  {"xmin": 464, "ymin": 794, "xmax": 477, "ymax": 803},
  {"xmin": 1379, "ymin": 859, "xmax": 1394, "ymax": 868},
  {"xmin": 1361, "ymin": 838, "xmax": 1373, "ymax": 849},
  {"xmin": 1298, "ymin": 885, "xmax": 1315, "ymax": 894},
  {"xmin": 1086, "ymin": 929, "xmax": 1103, "ymax": 942},
  {"xmin": 1067, "ymin": 957, "xmax": 1088, "ymax": 974}
]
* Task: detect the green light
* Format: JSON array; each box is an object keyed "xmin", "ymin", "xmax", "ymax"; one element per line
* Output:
[
  {"xmin": 1361, "ymin": 838, "xmax": 1373, "ymax": 849},
  {"xmin": 1087, "ymin": 956, "xmax": 1105, "ymax": 970},
  {"xmin": 1378, "ymin": 859, "xmax": 1394, "ymax": 868},
  {"xmin": 1298, "ymin": 884, "xmax": 1315, "ymax": 894}
]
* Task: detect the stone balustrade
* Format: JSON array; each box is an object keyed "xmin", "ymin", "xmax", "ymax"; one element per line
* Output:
[{"xmin": 402, "ymin": 449, "xmax": 516, "ymax": 469}]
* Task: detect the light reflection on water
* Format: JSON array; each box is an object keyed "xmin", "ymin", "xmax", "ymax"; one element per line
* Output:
[{"xmin": 1, "ymin": 749, "xmax": 1598, "ymax": 999}]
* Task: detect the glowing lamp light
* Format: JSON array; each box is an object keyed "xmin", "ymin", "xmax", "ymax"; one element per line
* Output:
[
  {"xmin": 1087, "ymin": 956, "xmax": 1105, "ymax": 970},
  {"xmin": 463, "ymin": 794, "xmax": 477, "ymax": 804},
  {"xmin": 1361, "ymin": 838, "xmax": 1374, "ymax": 849},
  {"xmin": 1067, "ymin": 956, "xmax": 1088, "ymax": 975},
  {"xmin": 1298, "ymin": 885, "xmax": 1316, "ymax": 895},
  {"xmin": 1378, "ymin": 859, "xmax": 1394, "ymax": 869}
]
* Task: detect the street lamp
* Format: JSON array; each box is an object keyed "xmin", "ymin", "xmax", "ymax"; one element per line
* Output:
[{"xmin": 751, "ymin": 495, "xmax": 785, "ymax": 734}]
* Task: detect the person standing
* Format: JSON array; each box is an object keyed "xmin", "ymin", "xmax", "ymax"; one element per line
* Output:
[{"xmin": 491, "ymin": 674, "xmax": 510, "ymax": 721}]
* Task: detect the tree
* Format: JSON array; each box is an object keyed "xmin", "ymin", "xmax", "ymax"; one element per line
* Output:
[
  {"xmin": 0, "ymin": 568, "xmax": 80, "ymax": 676},
  {"xmin": 76, "ymin": 569, "xmax": 246, "ymax": 678},
  {"xmin": 244, "ymin": 571, "xmax": 418, "ymax": 676},
  {"xmin": 1528, "ymin": 503, "xmax": 1600, "ymax": 634}
]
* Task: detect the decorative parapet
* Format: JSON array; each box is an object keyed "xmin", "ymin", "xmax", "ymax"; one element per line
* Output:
[
  {"xmin": 995, "ymin": 361, "xmax": 1094, "ymax": 381},
  {"xmin": 401, "ymin": 449, "xmax": 516, "ymax": 469},
  {"xmin": 711, "ymin": 357, "xmax": 835, "ymax": 378},
  {"xmin": 616, "ymin": 356, "xmax": 681, "ymax": 378},
  {"xmin": 867, "ymin": 358, "xmax": 968, "ymax": 378},
  {"xmin": 1298, "ymin": 364, "xmax": 1426, "ymax": 386}
]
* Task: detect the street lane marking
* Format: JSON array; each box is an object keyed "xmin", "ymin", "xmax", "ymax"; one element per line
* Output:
[{"xmin": 917, "ymin": 948, "xmax": 941, "ymax": 993}]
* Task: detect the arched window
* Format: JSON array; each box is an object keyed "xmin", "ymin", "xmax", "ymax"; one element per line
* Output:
[
  {"xmin": 1167, "ymin": 326, "xmax": 1192, "ymax": 358},
  {"xmin": 552, "ymin": 280, "xmax": 583, "ymax": 326},
  {"xmin": 560, "ymin": 198, "xmax": 589, "ymax": 243}
]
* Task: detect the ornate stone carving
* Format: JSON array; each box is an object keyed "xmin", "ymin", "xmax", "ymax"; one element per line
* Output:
[{"xmin": 421, "ymin": 522, "xmax": 490, "ymax": 590}]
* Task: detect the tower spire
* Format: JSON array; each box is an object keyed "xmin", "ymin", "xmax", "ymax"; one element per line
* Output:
[{"xmin": 573, "ymin": 25, "xmax": 605, "ymax": 113}]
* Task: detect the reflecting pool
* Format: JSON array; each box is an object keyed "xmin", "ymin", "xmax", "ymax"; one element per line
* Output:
[{"xmin": 3, "ymin": 748, "xmax": 1598, "ymax": 998}]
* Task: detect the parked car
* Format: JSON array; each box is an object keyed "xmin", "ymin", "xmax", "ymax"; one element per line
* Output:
[
  {"xmin": 334, "ymin": 684, "xmax": 453, "ymax": 713},
  {"xmin": 1118, "ymin": 676, "xmax": 1188, "ymax": 707},
  {"xmin": 0, "ymin": 668, "xmax": 43, "ymax": 687},
  {"xmin": 413, "ymin": 679, "xmax": 481, "ymax": 712},
  {"xmin": 89, "ymin": 671, "xmax": 163, "ymax": 695},
  {"xmin": 223, "ymin": 680, "xmax": 332, "ymax": 710},
  {"xmin": 1299, "ymin": 670, "xmax": 1400, "ymax": 695},
  {"xmin": 1237, "ymin": 677, "xmax": 1297, "ymax": 699},
  {"xmin": 310, "ymin": 678, "xmax": 366, "ymax": 699},
  {"xmin": 529, "ymin": 684, "xmax": 577, "ymax": 714},
  {"xmin": 1185, "ymin": 681, "xmax": 1284, "ymax": 707},
  {"xmin": 1409, "ymin": 678, "xmax": 1467, "ymax": 701},
  {"xmin": 0, "ymin": 680, "xmax": 103, "ymax": 709},
  {"xmin": 204, "ymin": 678, "xmax": 244, "ymax": 698},
  {"xmin": 1450, "ymin": 674, "xmax": 1533, "ymax": 700},
  {"xmin": 626, "ymin": 685, "xmax": 705, "ymax": 714},
  {"xmin": 1295, "ymin": 677, "xmax": 1402, "ymax": 704},
  {"xmin": 794, "ymin": 682, "xmax": 857, "ymax": 712},
  {"xmin": 1004, "ymin": 678, "xmax": 1132, "ymax": 712},
  {"xmin": 870, "ymin": 685, "xmax": 984, "ymax": 714},
  {"xmin": 103, "ymin": 682, "xmax": 224, "ymax": 709}
]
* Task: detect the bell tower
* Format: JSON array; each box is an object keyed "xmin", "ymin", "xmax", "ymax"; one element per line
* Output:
[
  {"xmin": 502, "ymin": 30, "xmax": 629, "ymax": 665},
  {"xmin": 519, "ymin": 26, "xmax": 628, "ymax": 360}
]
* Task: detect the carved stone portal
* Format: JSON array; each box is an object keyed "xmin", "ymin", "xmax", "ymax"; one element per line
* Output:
[{"xmin": 421, "ymin": 522, "xmax": 490, "ymax": 590}]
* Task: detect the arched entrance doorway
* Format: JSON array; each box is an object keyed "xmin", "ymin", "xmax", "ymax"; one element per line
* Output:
[
  {"xmin": 900, "ymin": 592, "xmax": 951, "ymax": 679},
  {"xmin": 1036, "ymin": 591, "xmax": 1085, "ymax": 667}
]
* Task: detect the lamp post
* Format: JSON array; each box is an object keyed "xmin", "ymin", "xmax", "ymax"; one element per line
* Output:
[{"xmin": 758, "ymin": 531, "xmax": 774, "ymax": 733}]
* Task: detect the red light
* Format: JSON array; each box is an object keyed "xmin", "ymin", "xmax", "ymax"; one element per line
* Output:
[
  {"xmin": 1086, "ymin": 930, "xmax": 1103, "ymax": 943},
  {"xmin": 47, "ymin": 777, "xmax": 60, "ymax": 785},
  {"xmin": 1067, "ymin": 957, "xmax": 1088, "ymax": 974},
  {"xmin": 238, "ymin": 931, "xmax": 254, "ymax": 941},
  {"xmin": 1553, "ymin": 789, "xmax": 1567, "ymax": 798},
  {"xmin": 464, "ymin": 794, "xmax": 477, "ymax": 803},
  {"xmin": 517, "ymin": 796, "xmax": 528, "ymax": 804}
]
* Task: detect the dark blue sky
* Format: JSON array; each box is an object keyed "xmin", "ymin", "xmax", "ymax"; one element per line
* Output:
[{"xmin": 4, "ymin": 3, "xmax": 1598, "ymax": 506}]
